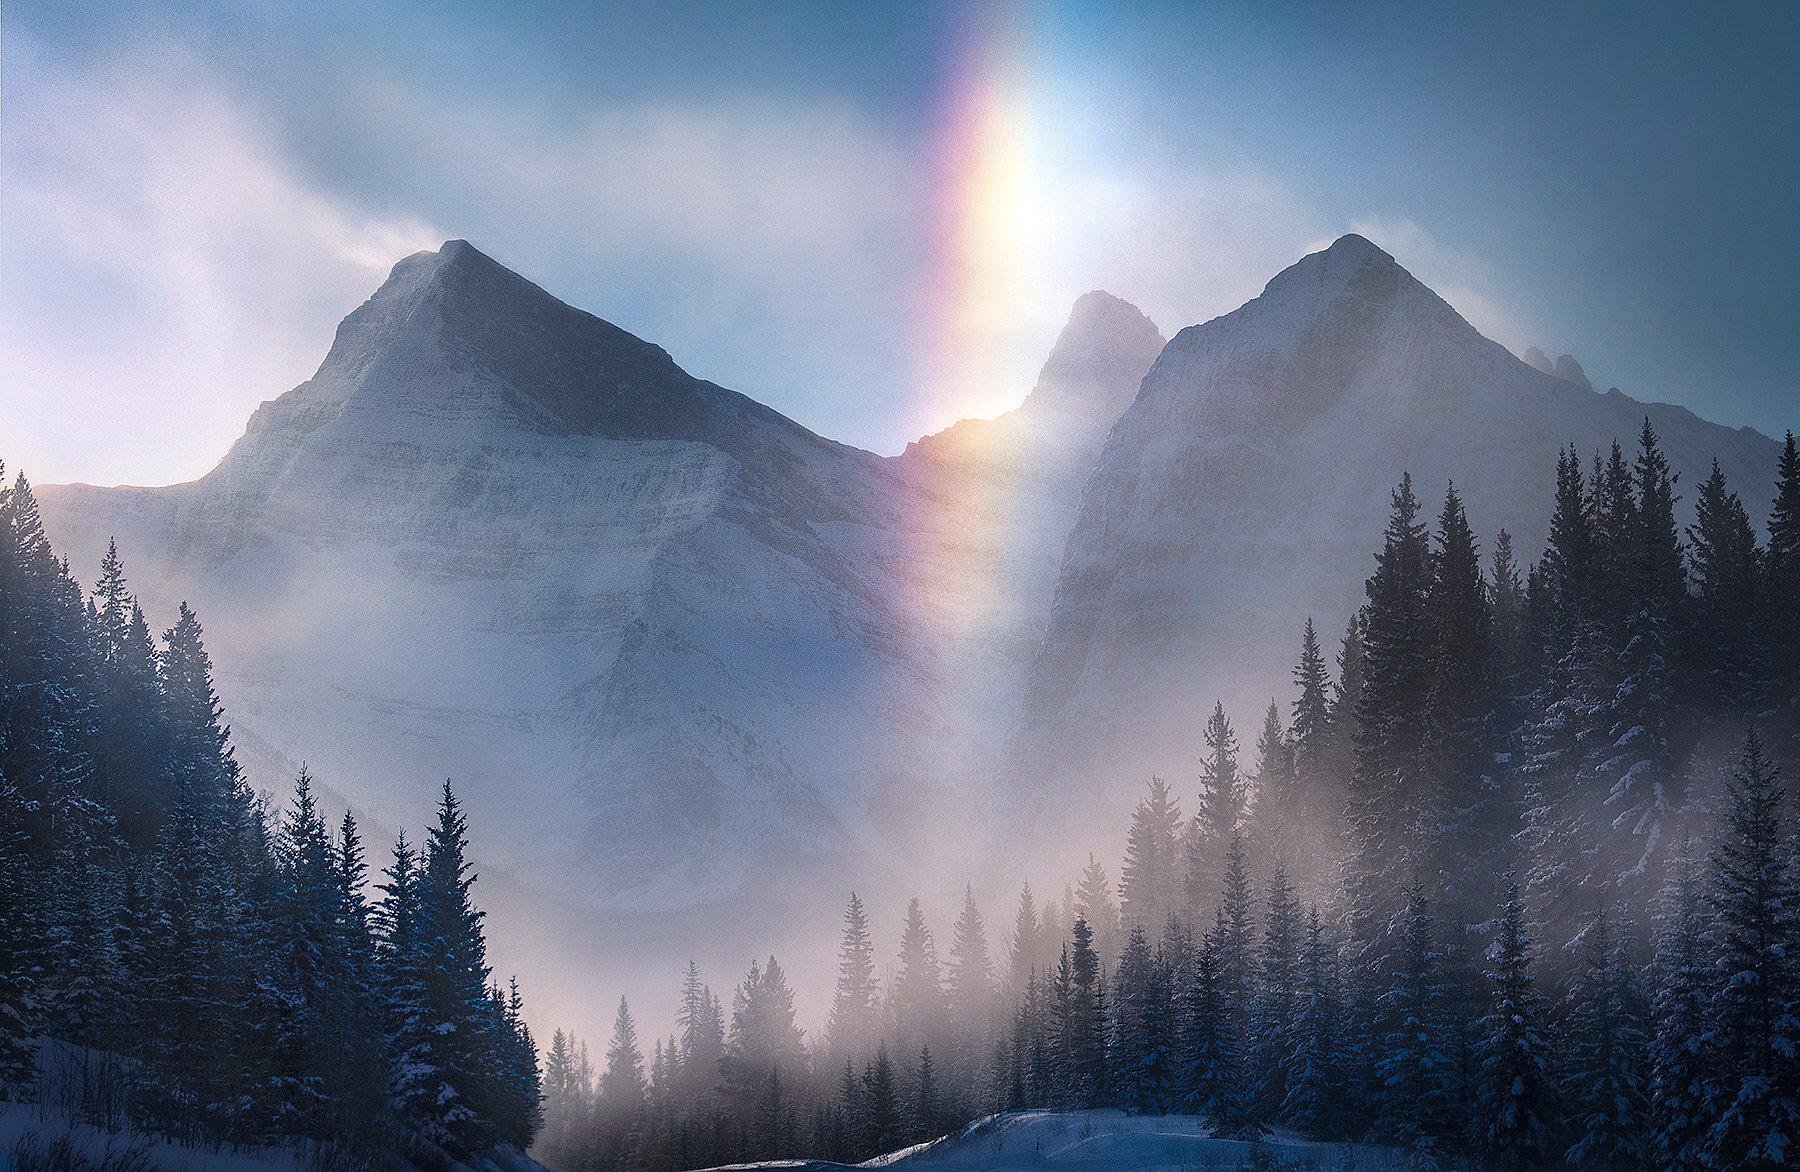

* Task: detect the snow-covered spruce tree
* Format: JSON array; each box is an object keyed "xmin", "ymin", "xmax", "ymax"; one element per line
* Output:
[
  {"xmin": 676, "ymin": 959, "xmax": 724, "ymax": 1129},
  {"xmin": 892, "ymin": 898, "xmax": 944, "ymax": 1063},
  {"xmin": 88, "ymin": 542, "xmax": 169, "ymax": 848},
  {"xmin": 1687, "ymin": 458, "xmax": 1765, "ymax": 714},
  {"xmin": 1006, "ymin": 881, "xmax": 1043, "ymax": 999},
  {"xmin": 593, "ymin": 995, "xmax": 645, "ymax": 1166},
  {"xmin": 1178, "ymin": 918, "xmax": 1264, "ymax": 1139},
  {"xmin": 138, "ymin": 793, "xmax": 247, "ymax": 1141},
  {"xmin": 1347, "ymin": 473, "xmax": 1433, "ymax": 995},
  {"xmin": 721, "ymin": 955, "xmax": 805, "ymax": 1157},
  {"xmin": 1058, "ymin": 915, "xmax": 1107, "ymax": 1108},
  {"xmin": 947, "ymin": 882, "xmax": 996, "ymax": 1103},
  {"xmin": 1187, "ymin": 704, "xmax": 1244, "ymax": 917},
  {"xmin": 1422, "ymin": 483, "xmax": 1501, "ymax": 922},
  {"xmin": 1701, "ymin": 729, "xmax": 1800, "ymax": 1169},
  {"xmin": 1490, "ymin": 529, "xmax": 1532, "ymax": 692},
  {"xmin": 1216, "ymin": 833, "xmax": 1255, "ymax": 1047},
  {"xmin": 1111, "ymin": 922, "xmax": 1172, "ymax": 1114},
  {"xmin": 1647, "ymin": 846, "xmax": 1712, "ymax": 1172},
  {"xmin": 862, "ymin": 1041, "xmax": 901, "ymax": 1155},
  {"xmin": 1121, "ymin": 777, "xmax": 1182, "ymax": 938},
  {"xmin": 1561, "ymin": 905, "xmax": 1649, "ymax": 1170},
  {"xmin": 1596, "ymin": 420, "xmax": 1690, "ymax": 897},
  {"xmin": 1521, "ymin": 445, "xmax": 1615, "ymax": 970},
  {"xmin": 1291, "ymin": 618, "xmax": 1333, "ymax": 778},
  {"xmin": 330, "ymin": 809, "xmax": 385, "ymax": 1133},
  {"xmin": 493, "ymin": 978, "xmax": 541, "ymax": 1151},
  {"xmin": 910, "ymin": 1044, "xmax": 939, "ymax": 1143},
  {"xmin": 265, "ymin": 767, "xmax": 344, "ymax": 1134},
  {"xmin": 1282, "ymin": 906, "xmax": 1344, "ymax": 1140},
  {"xmin": 826, "ymin": 892, "xmax": 878, "ymax": 1059},
  {"xmin": 1476, "ymin": 879, "xmax": 1559, "ymax": 1166},
  {"xmin": 1373, "ymin": 883, "xmax": 1452, "ymax": 1150},
  {"xmin": 1247, "ymin": 700, "xmax": 1302, "ymax": 893},
  {"xmin": 539, "ymin": 1028, "xmax": 583, "ymax": 1168},
  {"xmin": 1074, "ymin": 856, "xmax": 1120, "ymax": 975},
  {"xmin": 403, "ymin": 781, "xmax": 501, "ymax": 1155},
  {"xmin": 1765, "ymin": 431, "xmax": 1800, "ymax": 695},
  {"xmin": 1250, "ymin": 865, "xmax": 1301, "ymax": 1123}
]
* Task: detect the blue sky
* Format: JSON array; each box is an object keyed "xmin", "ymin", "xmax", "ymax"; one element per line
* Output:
[{"xmin": 3, "ymin": 0, "xmax": 1794, "ymax": 486}]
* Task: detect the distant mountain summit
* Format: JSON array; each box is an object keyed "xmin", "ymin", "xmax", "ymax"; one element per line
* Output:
[
  {"xmin": 1003, "ymin": 235, "xmax": 1778, "ymax": 871},
  {"xmin": 36, "ymin": 241, "xmax": 1154, "ymax": 916},
  {"xmin": 35, "ymin": 235, "xmax": 1781, "ymax": 926}
]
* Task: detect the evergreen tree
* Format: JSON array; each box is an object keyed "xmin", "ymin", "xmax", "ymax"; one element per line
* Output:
[
  {"xmin": 862, "ymin": 1042, "xmax": 901, "ymax": 1155},
  {"xmin": 1688, "ymin": 459, "xmax": 1764, "ymax": 712},
  {"xmin": 1216, "ymin": 834, "xmax": 1254, "ymax": 1043},
  {"xmin": 1074, "ymin": 856, "xmax": 1120, "ymax": 972},
  {"xmin": 1247, "ymin": 700, "xmax": 1301, "ymax": 887},
  {"xmin": 1649, "ymin": 848, "xmax": 1713, "ymax": 1172},
  {"xmin": 1250, "ymin": 865, "xmax": 1301, "ymax": 1123},
  {"xmin": 946, "ymin": 883, "xmax": 995, "ymax": 1096},
  {"xmin": 1766, "ymin": 431, "xmax": 1800, "ymax": 683},
  {"xmin": 1423, "ymin": 483, "xmax": 1498, "ymax": 919},
  {"xmin": 1060, "ymin": 917, "xmax": 1106, "ymax": 1108},
  {"xmin": 1188, "ymin": 704, "xmax": 1244, "ymax": 915},
  {"xmin": 1490, "ymin": 529, "xmax": 1530, "ymax": 688},
  {"xmin": 1375, "ymin": 882, "xmax": 1449, "ymax": 1149},
  {"xmin": 1282, "ymin": 907, "xmax": 1344, "ymax": 1140},
  {"xmin": 1111, "ymin": 922, "xmax": 1173, "ymax": 1115},
  {"xmin": 1597, "ymin": 420, "xmax": 1687, "ymax": 889},
  {"xmin": 596, "ymin": 996, "xmax": 646, "ymax": 1165},
  {"xmin": 1291, "ymin": 618, "xmax": 1333, "ymax": 774},
  {"xmin": 1477, "ymin": 879, "xmax": 1558, "ymax": 1166},
  {"xmin": 1178, "ymin": 921, "xmax": 1263, "ymax": 1138},
  {"xmin": 1347, "ymin": 473, "xmax": 1433, "ymax": 985},
  {"xmin": 409, "ymin": 781, "xmax": 497, "ymax": 1155},
  {"xmin": 826, "ymin": 893, "xmax": 878, "ymax": 1057},
  {"xmin": 893, "ymin": 898, "xmax": 943, "ymax": 1059},
  {"xmin": 721, "ymin": 955, "xmax": 804, "ymax": 1150},
  {"xmin": 1007, "ymin": 882, "xmax": 1042, "ymax": 1000},
  {"xmin": 910, "ymin": 1045, "xmax": 939, "ymax": 1143},
  {"xmin": 1702, "ymin": 729, "xmax": 1800, "ymax": 1169},
  {"xmin": 1562, "ymin": 906, "xmax": 1649, "ymax": 1170},
  {"xmin": 1120, "ymin": 778, "xmax": 1182, "ymax": 936}
]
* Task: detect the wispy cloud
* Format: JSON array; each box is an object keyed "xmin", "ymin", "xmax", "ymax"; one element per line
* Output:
[
  {"xmin": 1315, "ymin": 215, "xmax": 1537, "ymax": 354},
  {"xmin": 0, "ymin": 36, "xmax": 444, "ymax": 486},
  {"xmin": 3, "ymin": 29, "xmax": 1490, "ymax": 488}
]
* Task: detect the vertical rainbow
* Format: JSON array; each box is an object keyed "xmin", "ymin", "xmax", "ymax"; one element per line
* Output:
[{"xmin": 922, "ymin": 4, "xmax": 1043, "ymax": 431}]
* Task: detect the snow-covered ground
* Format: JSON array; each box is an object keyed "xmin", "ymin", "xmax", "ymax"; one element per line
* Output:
[
  {"xmin": 0, "ymin": 1103, "xmax": 548, "ymax": 1172},
  {"xmin": 698, "ymin": 1109, "xmax": 1418, "ymax": 1171}
]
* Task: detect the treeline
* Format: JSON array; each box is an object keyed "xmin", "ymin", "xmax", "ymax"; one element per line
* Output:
[
  {"xmin": 0, "ymin": 465, "xmax": 541, "ymax": 1164},
  {"xmin": 539, "ymin": 422, "xmax": 1800, "ymax": 1171}
]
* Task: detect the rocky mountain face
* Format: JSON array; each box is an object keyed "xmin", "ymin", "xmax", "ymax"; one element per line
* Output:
[
  {"xmin": 35, "ymin": 242, "xmax": 1156, "ymax": 913},
  {"xmin": 35, "ymin": 235, "xmax": 1782, "ymax": 918},
  {"xmin": 1002, "ymin": 234, "xmax": 1780, "ymax": 860}
]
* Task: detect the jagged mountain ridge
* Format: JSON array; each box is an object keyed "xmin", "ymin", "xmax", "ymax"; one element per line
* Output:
[
  {"xmin": 35, "ymin": 241, "xmax": 1154, "ymax": 910},
  {"xmin": 1002, "ymin": 234, "xmax": 1781, "ymax": 883},
  {"xmin": 34, "ymin": 235, "xmax": 1782, "ymax": 918}
]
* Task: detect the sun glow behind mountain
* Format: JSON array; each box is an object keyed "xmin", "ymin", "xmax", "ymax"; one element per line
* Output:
[{"xmin": 922, "ymin": 7, "xmax": 1055, "ymax": 433}]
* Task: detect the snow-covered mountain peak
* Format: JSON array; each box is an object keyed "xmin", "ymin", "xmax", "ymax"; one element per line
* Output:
[
  {"xmin": 904, "ymin": 292, "xmax": 1162, "ymax": 468},
  {"xmin": 1017, "ymin": 291, "xmax": 1164, "ymax": 426}
]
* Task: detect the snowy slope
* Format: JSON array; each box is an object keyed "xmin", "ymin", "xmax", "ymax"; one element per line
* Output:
[
  {"xmin": 33, "ymin": 235, "xmax": 1783, "ymax": 935},
  {"xmin": 1003, "ymin": 234, "xmax": 1781, "ymax": 876},
  {"xmin": 694, "ymin": 1110, "xmax": 1414, "ymax": 1171},
  {"xmin": 38, "ymin": 242, "xmax": 940, "ymax": 908},
  {"xmin": 33, "ymin": 243, "xmax": 1150, "ymax": 919}
]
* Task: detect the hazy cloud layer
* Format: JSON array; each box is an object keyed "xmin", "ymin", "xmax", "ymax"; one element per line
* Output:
[
  {"xmin": 0, "ymin": 38, "xmax": 444, "ymax": 486},
  {"xmin": 3, "ymin": 25, "xmax": 1544, "ymax": 488}
]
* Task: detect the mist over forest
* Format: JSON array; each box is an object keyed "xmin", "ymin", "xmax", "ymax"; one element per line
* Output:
[{"xmin": 6, "ymin": 401, "xmax": 1800, "ymax": 1168}]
